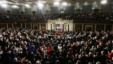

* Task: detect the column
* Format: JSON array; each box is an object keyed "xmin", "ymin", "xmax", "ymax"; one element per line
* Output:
[
  {"xmin": 39, "ymin": 23, "xmax": 41, "ymax": 30},
  {"xmin": 51, "ymin": 24, "xmax": 52, "ymax": 31},
  {"xmin": 12, "ymin": 23, "xmax": 13, "ymax": 28},
  {"xmin": 21, "ymin": 23, "xmax": 22, "ymax": 28},
  {"xmin": 95, "ymin": 24, "xmax": 97, "ymax": 31},
  {"xmin": 104, "ymin": 24, "xmax": 106, "ymax": 31},
  {"xmin": 54, "ymin": 23, "xmax": 56, "ymax": 31},
  {"xmin": 37, "ymin": 24, "xmax": 38, "ymax": 30},
  {"xmin": 73, "ymin": 23, "xmax": 75, "ymax": 31},
  {"xmin": 32, "ymin": 24, "xmax": 34, "ymax": 29},
  {"xmin": 6, "ymin": 23, "xmax": 8, "ymax": 29},
  {"xmin": 31, "ymin": 23, "xmax": 32, "ymax": 29},
  {"xmin": 82, "ymin": 24, "xmax": 84, "ymax": 31},
  {"xmin": 46, "ymin": 23, "xmax": 48, "ymax": 30},
  {"xmin": 68, "ymin": 24, "xmax": 69, "ymax": 31},
  {"xmin": 25, "ymin": 23, "xmax": 26, "ymax": 29},
  {"xmin": 112, "ymin": 24, "xmax": 113, "ymax": 30},
  {"xmin": 63, "ymin": 24, "xmax": 64, "ymax": 32}
]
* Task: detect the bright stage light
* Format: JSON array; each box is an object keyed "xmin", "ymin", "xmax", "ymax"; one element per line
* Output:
[
  {"xmin": 101, "ymin": 0, "xmax": 107, "ymax": 4},
  {"xmin": 62, "ymin": 2, "xmax": 67, "ymax": 6},
  {"xmin": 37, "ymin": 2, "xmax": 44, "ymax": 9},
  {"xmin": 1, "ymin": 3, "xmax": 8, "ymax": 8},
  {"xmin": 54, "ymin": 1, "xmax": 59, "ymax": 6},
  {"xmin": 1, "ymin": 4, "xmax": 8, "ymax": 8},
  {"xmin": 25, "ymin": 4, "xmax": 31, "ymax": 8}
]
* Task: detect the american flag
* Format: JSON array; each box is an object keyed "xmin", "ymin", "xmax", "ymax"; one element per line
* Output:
[{"xmin": 56, "ymin": 24, "xmax": 63, "ymax": 30}]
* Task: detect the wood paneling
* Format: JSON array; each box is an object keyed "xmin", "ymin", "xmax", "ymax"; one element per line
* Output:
[
  {"xmin": 22, "ymin": 23, "xmax": 25, "ymax": 28},
  {"xmin": 8, "ymin": 24, "xmax": 12, "ymax": 28},
  {"xmin": 37, "ymin": 24, "xmax": 39, "ymax": 29},
  {"xmin": 26, "ymin": 23, "xmax": 31, "ymax": 29},
  {"xmin": 13, "ymin": 23, "xmax": 21, "ymax": 28},
  {"xmin": 96, "ymin": 25, "xmax": 104, "ymax": 31},
  {"xmin": 75, "ymin": 24, "xmax": 82, "ymax": 32},
  {"xmin": 17, "ymin": 23, "xmax": 21, "ymax": 28},
  {"xmin": 41, "ymin": 24, "xmax": 46, "ymax": 30},
  {"xmin": 0, "ymin": 24, "xmax": 6, "ymax": 29},
  {"xmin": 106, "ymin": 25, "xmax": 112, "ymax": 31}
]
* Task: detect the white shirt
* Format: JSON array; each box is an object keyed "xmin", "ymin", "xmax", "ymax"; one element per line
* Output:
[{"xmin": 58, "ymin": 45, "xmax": 62, "ymax": 52}]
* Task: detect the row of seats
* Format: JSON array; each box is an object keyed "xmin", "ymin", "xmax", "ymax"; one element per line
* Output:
[{"xmin": 0, "ymin": 13, "xmax": 113, "ymax": 21}]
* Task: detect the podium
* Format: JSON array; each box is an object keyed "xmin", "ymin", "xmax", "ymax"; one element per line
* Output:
[{"xmin": 55, "ymin": 31, "xmax": 62, "ymax": 35}]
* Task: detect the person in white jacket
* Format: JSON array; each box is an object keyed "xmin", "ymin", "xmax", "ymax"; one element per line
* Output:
[{"xmin": 58, "ymin": 44, "xmax": 62, "ymax": 52}]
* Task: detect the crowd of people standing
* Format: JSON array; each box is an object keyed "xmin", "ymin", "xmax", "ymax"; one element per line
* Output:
[{"xmin": 0, "ymin": 28, "xmax": 113, "ymax": 64}]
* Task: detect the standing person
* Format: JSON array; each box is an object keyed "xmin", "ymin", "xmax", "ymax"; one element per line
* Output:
[
  {"xmin": 80, "ymin": 52, "xmax": 87, "ymax": 64},
  {"xmin": 58, "ymin": 44, "xmax": 62, "ymax": 52},
  {"xmin": 93, "ymin": 52, "xmax": 100, "ymax": 64},
  {"xmin": 57, "ymin": 54, "xmax": 65, "ymax": 64},
  {"xmin": 0, "ymin": 46, "xmax": 3, "ymax": 64},
  {"xmin": 87, "ymin": 52, "xmax": 93, "ymax": 63},
  {"xmin": 47, "ymin": 44, "xmax": 52, "ymax": 58},
  {"xmin": 100, "ymin": 51, "xmax": 107, "ymax": 64},
  {"xmin": 50, "ymin": 53, "xmax": 57, "ymax": 64},
  {"xmin": 2, "ymin": 50, "xmax": 12, "ymax": 64}
]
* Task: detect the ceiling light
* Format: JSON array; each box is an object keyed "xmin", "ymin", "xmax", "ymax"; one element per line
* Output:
[
  {"xmin": 1, "ymin": 4, "xmax": 8, "ymax": 8},
  {"xmin": 25, "ymin": 4, "xmax": 31, "ymax": 8},
  {"xmin": 54, "ymin": 0, "xmax": 61, "ymax": 1},
  {"xmin": 37, "ymin": 2, "xmax": 44, "ymax": 9},
  {"xmin": 84, "ymin": 2, "xmax": 88, "ymax": 5},
  {"xmin": 12, "ymin": 5, "xmax": 19, "ymax": 9},
  {"xmin": 101, "ymin": 0, "xmax": 107, "ymax": 4},
  {"xmin": 93, "ymin": 2, "xmax": 97, "ymax": 5},
  {"xmin": 54, "ymin": 1, "xmax": 59, "ymax": 6},
  {"xmin": 62, "ymin": 2, "xmax": 67, "ymax": 6}
]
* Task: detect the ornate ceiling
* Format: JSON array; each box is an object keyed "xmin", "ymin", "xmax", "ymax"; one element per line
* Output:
[
  {"xmin": 0, "ymin": 0, "xmax": 112, "ymax": 11},
  {"xmin": 4, "ymin": 0, "xmax": 113, "ymax": 5}
]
